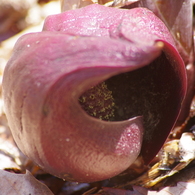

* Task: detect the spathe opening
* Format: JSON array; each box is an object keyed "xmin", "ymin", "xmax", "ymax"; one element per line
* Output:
[
  {"xmin": 78, "ymin": 51, "xmax": 180, "ymax": 161},
  {"xmin": 79, "ymin": 52, "xmax": 172, "ymax": 127}
]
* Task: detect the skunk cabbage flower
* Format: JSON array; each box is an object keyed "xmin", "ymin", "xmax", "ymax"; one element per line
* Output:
[{"xmin": 2, "ymin": 4, "xmax": 186, "ymax": 182}]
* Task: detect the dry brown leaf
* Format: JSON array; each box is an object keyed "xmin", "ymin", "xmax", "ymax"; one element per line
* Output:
[
  {"xmin": 60, "ymin": 0, "xmax": 139, "ymax": 11},
  {"xmin": 133, "ymin": 181, "xmax": 195, "ymax": 195},
  {"xmin": 154, "ymin": 181, "xmax": 195, "ymax": 195},
  {"xmin": 94, "ymin": 181, "xmax": 195, "ymax": 195},
  {"xmin": 0, "ymin": 169, "xmax": 54, "ymax": 194}
]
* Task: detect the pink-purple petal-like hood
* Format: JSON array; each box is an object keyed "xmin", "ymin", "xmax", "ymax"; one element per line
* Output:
[{"xmin": 2, "ymin": 4, "xmax": 186, "ymax": 182}]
